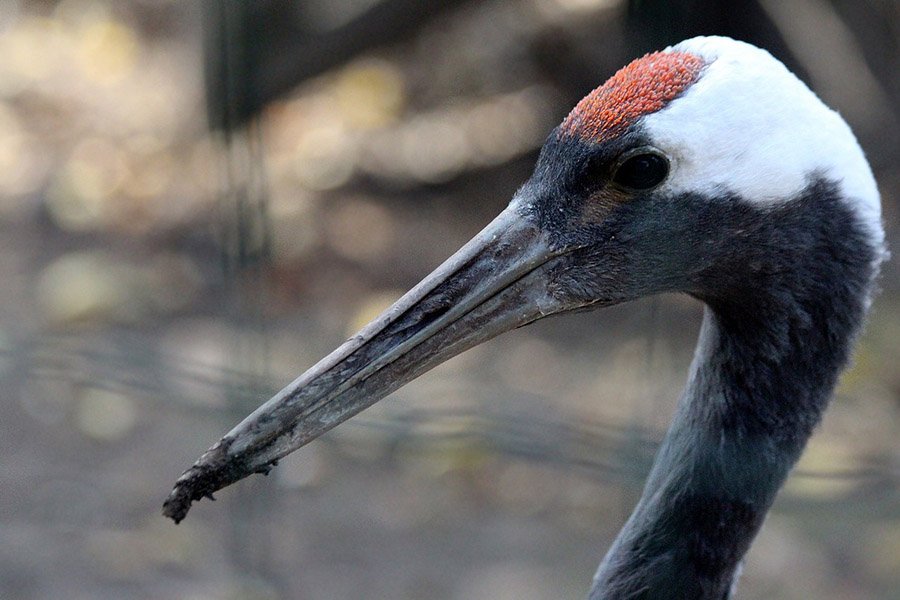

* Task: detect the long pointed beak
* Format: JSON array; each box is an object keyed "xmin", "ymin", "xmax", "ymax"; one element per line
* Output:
[{"xmin": 164, "ymin": 204, "xmax": 571, "ymax": 522}]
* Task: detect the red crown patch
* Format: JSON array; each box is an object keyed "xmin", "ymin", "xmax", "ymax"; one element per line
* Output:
[{"xmin": 562, "ymin": 51, "xmax": 706, "ymax": 142}]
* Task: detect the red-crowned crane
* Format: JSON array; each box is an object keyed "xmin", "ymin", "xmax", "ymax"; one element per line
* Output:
[{"xmin": 164, "ymin": 37, "xmax": 886, "ymax": 599}]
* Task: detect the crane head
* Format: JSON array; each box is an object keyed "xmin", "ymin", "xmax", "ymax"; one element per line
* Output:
[{"xmin": 164, "ymin": 36, "xmax": 883, "ymax": 522}]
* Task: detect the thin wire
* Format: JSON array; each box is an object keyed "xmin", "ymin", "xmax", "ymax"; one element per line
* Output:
[{"xmin": 4, "ymin": 339, "xmax": 899, "ymax": 490}]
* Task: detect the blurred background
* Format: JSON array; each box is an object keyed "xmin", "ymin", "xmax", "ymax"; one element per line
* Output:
[{"xmin": 0, "ymin": 1, "xmax": 898, "ymax": 599}]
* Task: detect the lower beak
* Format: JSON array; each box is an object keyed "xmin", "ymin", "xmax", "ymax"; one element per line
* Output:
[{"xmin": 164, "ymin": 204, "xmax": 570, "ymax": 522}]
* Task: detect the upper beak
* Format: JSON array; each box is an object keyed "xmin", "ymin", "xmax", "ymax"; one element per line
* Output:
[{"xmin": 164, "ymin": 202, "xmax": 576, "ymax": 522}]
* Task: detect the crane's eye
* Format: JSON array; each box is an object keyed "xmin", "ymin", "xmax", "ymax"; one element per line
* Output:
[{"xmin": 612, "ymin": 150, "xmax": 669, "ymax": 190}]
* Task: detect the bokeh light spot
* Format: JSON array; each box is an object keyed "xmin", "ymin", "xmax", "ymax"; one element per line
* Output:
[
  {"xmin": 76, "ymin": 18, "xmax": 139, "ymax": 85},
  {"xmin": 335, "ymin": 58, "xmax": 406, "ymax": 129},
  {"xmin": 75, "ymin": 388, "xmax": 138, "ymax": 441}
]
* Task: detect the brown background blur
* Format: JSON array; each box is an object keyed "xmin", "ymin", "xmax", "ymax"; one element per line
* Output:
[{"xmin": 0, "ymin": 1, "xmax": 898, "ymax": 599}]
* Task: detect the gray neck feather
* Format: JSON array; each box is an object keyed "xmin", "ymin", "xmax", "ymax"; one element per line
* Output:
[{"xmin": 588, "ymin": 183, "xmax": 881, "ymax": 600}]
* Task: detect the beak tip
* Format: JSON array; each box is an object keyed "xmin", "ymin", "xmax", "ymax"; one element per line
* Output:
[
  {"xmin": 162, "ymin": 461, "xmax": 219, "ymax": 524},
  {"xmin": 162, "ymin": 478, "xmax": 197, "ymax": 524},
  {"xmin": 163, "ymin": 438, "xmax": 275, "ymax": 523}
]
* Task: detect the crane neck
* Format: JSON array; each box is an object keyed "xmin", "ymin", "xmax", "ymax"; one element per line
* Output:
[{"xmin": 590, "ymin": 182, "xmax": 882, "ymax": 600}]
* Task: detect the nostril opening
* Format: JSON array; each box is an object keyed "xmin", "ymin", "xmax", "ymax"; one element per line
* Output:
[
  {"xmin": 419, "ymin": 302, "xmax": 451, "ymax": 323},
  {"xmin": 392, "ymin": 302, "xmax": 452, "ymax": 338}
]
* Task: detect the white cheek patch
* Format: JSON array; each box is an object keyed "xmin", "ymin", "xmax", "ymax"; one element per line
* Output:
[{"xmin": 641, "ymin": 37, "xmax": 883, "ymax": 250}]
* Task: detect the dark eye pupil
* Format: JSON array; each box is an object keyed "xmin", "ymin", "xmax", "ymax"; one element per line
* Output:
[{"xmin": 613, "ymin": 153, "xmax": 669, "ymax": 190}]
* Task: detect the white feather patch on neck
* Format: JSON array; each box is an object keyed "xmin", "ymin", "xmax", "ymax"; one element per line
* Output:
[{"xmin": 641, "ymin": 36, "xmax": 884, "ymax": 249}]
